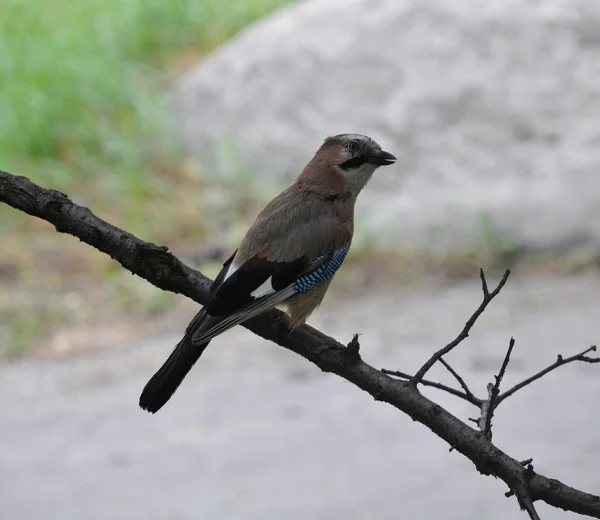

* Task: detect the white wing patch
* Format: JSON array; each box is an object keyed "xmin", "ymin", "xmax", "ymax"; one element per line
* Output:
[
  {"xmin": 223, "ymin": 261, "xmax": 238, "ymax": 282},
  {"xmin": 250, "ymin": 277, "xmax": 276, "ymax": 298}
]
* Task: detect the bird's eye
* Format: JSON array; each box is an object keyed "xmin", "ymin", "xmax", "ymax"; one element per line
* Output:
[{"xmin": 347, "ymin": 140, "xmax": 360, "ymax": 154}]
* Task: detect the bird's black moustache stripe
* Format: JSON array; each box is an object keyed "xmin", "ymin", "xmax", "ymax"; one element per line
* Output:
[{"xmin": 339, "ymin": 156, "xmax": 368, "ymax": 170}]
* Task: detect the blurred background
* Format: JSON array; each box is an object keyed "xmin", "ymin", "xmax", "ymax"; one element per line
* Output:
[{"xmin": 2, "ymin": 0, "xmax": 600, "ymax": 518}]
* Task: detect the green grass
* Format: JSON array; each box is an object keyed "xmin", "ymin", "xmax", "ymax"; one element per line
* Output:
[{"xmin": 0, "ymin": 0, "xmax": 293, "ymax": 356}]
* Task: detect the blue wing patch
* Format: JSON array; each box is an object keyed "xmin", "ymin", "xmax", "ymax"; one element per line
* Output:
[{"xmin": 294, "ymin": 246, "xmax": 349, "ymax": 293}]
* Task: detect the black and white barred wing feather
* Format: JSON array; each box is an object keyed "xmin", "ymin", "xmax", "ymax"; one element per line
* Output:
[{"xmin": 191, "ymin": 246, "xmax": 349, "ymax": 345}]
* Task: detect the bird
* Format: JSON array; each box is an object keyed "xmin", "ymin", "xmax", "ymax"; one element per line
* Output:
[{"xmin": 139, "ymin": 133, "xmax": 396, "ymax": 413}]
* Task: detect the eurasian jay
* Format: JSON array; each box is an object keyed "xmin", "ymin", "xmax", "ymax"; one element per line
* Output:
[{"xmin": 139, "ymin": 133, "xmax": 396, "ymax": 413}]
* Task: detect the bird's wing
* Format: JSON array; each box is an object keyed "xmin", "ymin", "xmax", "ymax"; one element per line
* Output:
[
  {"xmin": 190, "ymin": 188, "xmax": 354, "ymax": 346},
  {"xmin": 191, "ymin": 245, "xmax": 349, "ymax": 346}
]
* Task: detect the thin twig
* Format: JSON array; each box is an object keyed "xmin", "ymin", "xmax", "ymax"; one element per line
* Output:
[
  {"xmin": 519, "ymin": 494, "xmax": 542, "ymax": 520},
  {"xmin": 410, "ymin": 269, "xmax": 510, "ymax": 386},
  {"xmin": 345, "ymin": 333, "xmax": 362, "ymax": 363},
  {"xmin": 476, "ymin": 384, "xmax": 494, "ymax": 430},
  {"xmin": 497, "ymin": 346, "xmax": 599, "ymax": 405},
  {"xmin": 440, "ymin": 357, "xmax": 477, "ymax": 401},
  {"xmin": 381, "ymin": 369, "xmax": 483, "ymax": 406},
  {"xmin": 480, "ymin": 337, "xmax": 516, "ymax": 439}
]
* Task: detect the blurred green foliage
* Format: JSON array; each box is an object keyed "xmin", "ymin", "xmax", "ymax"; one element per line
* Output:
[{"xmin": 0, "ymin": 0, "xmax": 291, "ymax": 235}]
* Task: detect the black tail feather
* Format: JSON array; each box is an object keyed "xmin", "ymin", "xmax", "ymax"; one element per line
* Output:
[{"xmin": 139, "ymin": 338, "xmax": 210, "ymax": 413}]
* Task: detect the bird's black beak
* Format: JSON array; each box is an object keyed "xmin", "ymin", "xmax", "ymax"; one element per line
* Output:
[{"xmin": 368, "ymin": 149, "xmax": 397, "ymax": 166}]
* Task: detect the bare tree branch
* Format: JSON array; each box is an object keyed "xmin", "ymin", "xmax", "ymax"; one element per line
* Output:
[
  {"xmin": 0, "ymin": 172, "xmax": 213, "ymax": 303},
  {"xmin": 381, "ymin": 368, "xmax": 482, "ymax": 406},
  {"xmin": 478, "ymin": 337, "xmax": 516, "ymax": 439},
  {"xmin": 440, "ymin": 357, "xmax": 478, "ymax": 402},
  {"xmin": 497, "ymin": 346, "xmax": 600, "ymax": 405},
  {"xmin": 410, "ymin": 269, "xmax": 511, "ymax": 386},
  {"xmin": 2, "ymin": 169, "xmax": 600, "ymax": 518}
]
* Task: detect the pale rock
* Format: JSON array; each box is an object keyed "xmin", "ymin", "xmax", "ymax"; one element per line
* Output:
[{"xmin": 170, "ymin": 0, "xmax": 600, "ymax": 253}]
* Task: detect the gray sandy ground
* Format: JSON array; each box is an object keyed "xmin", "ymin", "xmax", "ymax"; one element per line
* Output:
[{"xmin": 1, "ymin": 273, "xmax": 600, "ymax": 519}]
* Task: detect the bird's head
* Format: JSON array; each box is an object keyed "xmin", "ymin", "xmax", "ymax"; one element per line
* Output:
[{"xmin": 301, "ymin": 134, "xmax": 396, "ymax": 197}]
